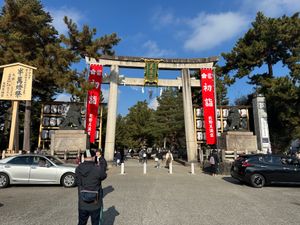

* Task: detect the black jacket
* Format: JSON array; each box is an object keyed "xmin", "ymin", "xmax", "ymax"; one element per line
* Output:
[
  {"xmin": 76, "ymin": 160, "xmax": 107, "ymax": 210},
  {"xmin": 157, "ymin": 152, "xmax": 163, "ymax": 160}
]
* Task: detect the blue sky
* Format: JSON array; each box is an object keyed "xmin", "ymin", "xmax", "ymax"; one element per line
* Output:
[{"xmin": 2, "ymin": 0, "xmax": 300, "ymax": 115}]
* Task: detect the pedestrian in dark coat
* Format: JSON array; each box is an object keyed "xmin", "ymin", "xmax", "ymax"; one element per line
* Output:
[
  {"xmin": 76, "ymin": 149, "xmax": 107, "ymax": 225},
  {"xmin": 209, "ymin": 150, "xmax": 220, "ymax": 176}
]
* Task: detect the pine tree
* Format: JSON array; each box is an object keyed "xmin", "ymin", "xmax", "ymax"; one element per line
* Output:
[
  {"xmin": 221, "ymin": 12, "xmax": 300, "ymax": 152},
  {"xmin": 123, "ymin": 101, "xmax": 154, "ymax": 149},
  {"xmin": 0, "ymin": 0, "xmax": 120, "ymax": 151},
  {"xmin": 0, "ymin": 0, "xmax": 76, "ymax": 100},
  {"xmin": 151, "ymin": 88, "xmax": 185, "ymax": 150}
]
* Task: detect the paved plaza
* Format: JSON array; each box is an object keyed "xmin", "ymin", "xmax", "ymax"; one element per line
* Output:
[{"xmin": 0, "ymin": 158, "xmax": 299, "ymax": 225}]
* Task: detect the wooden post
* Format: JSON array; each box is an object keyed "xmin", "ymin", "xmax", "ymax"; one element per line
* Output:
[
  {"xmin": 8, "ymin": 101, "xmax": 19, "ymax": 153},
  {"xmin": 37, "ymin": 104, "xmax": 44, "ymax": 149},
  {"xmin": 23, "ymin": 100, "xmax": 31, "ymax": 153},
  {"xmin": 14, "ymin": 109, "xmax": 19, "ymax": 151}
]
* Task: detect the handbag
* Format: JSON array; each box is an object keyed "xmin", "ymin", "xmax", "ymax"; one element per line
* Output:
[
  {"xmin": 80, "ymin": 189, "xmax": 99, "ymax": 203},
  {"xmin": 155, "ymin": 157, "xmax": 159, "ymax": 161}
]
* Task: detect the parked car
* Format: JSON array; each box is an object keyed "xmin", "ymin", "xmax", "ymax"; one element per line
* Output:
[
  {"xmin": 0, "ymin": 154, "xmax": 77, "ymax": 188},
  {"xmin": 231, "ymin": 154, "xmax": 300, "ymax": 188}
]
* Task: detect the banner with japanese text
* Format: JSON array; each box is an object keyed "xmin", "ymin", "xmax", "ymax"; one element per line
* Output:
[
  {"xmin": 200, "ymin": 68, "xmax": 217, "ymax": 145},
  {"xmin": 86, "ymin": 64, "xmax": 102, "ymax": 143}
]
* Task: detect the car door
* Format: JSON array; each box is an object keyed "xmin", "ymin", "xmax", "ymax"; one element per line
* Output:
[
  {"xmin": 266, "ymin": 156, "xmax": 299, "ymax": 183},
  {"xmin": 5, "ymin": 156, "xmax": 33, "ymax": 183},
  {"xmin": 261, "ymin": 155, "xmax": 287, "ymax": 183},
  {"xmin": 281, "ymin": 158, "xmax": 300, "ymax": 183},
  {"xmin": 294, "ymin": 160, "xmax": 300, "ymax": 183},
  {"xmin": 29, "ymin": 156, "xmax": 59, "ymax": 184}
]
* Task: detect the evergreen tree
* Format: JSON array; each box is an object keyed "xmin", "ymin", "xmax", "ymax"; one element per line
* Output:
[
  {"xmin": 115, "ymin": 114, "xmax": 127, "ymax": 149},
  {"xmin": 60, "ymin": 17, "xmax": 120, "ymax": 100},
  {"xmin": 123, "ymin": 101, "xmax": 154, "ymax": 149},
  {"xmin": 151, "ymin": 88, "xmax": 185, "ymax": 150},
  {"xmin": 0, "ymin": 0, "xmax": 120, "ymax": 150},
  {"xmin": 0, "ymin": 0, "xmax": 75, "ymax": 100},
  {"xmin": 221, "ymin": 12, "xmax": 300, "ymax": 152}
]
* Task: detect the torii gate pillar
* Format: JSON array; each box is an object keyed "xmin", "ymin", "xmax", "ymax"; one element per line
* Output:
[
  {"xmin": 182, "ymin": 69, "xmax": 198, "ymax": 162},
  {"xmin": 104, "ymin": 65, "xmax": 119, "ymax": 161}
]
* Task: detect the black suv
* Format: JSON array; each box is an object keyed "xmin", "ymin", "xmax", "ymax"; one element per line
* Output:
[{"xmin": 231, "ymin": 154, "xmax": 300, "ymax": 188}]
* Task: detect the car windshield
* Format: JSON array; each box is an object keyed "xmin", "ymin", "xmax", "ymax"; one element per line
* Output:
[{"xmin": 46, "ymin": 155, "xmax": 64, "ymax": 165}]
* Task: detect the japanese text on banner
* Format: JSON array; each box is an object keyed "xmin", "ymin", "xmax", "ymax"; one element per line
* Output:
[
  {"xmin": 200, "ymin": 68, "xmax": 217, "ymax": 145},
  {"xmin": 85, "ymin": 64, "xmax": 102, "ymax": 143}
]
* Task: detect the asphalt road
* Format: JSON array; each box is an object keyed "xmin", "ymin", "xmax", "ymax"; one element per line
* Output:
[{"xmin": 0, "ymin": 159, "xmax": 299, "ymax": 225}]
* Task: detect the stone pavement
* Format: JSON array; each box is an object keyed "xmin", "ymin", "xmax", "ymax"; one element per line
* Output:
[
  {"xmin": 0, "ymin": 158, "xmax": 299, "ymax": 225},
  {"xmin": 102, "ymin": 159, "xmax": 300, "ymax": 225}
]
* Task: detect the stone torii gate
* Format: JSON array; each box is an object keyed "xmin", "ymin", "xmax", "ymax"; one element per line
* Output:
[{"xmin": 85, "ymin": 55, "xmax": 218, "ymax": 162}]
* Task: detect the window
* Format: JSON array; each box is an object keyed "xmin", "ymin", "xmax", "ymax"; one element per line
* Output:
[
  {"xmin": 263, "ymin": 155, "xmax": 273, "ymax": 163},
  {"xmin": 8, "ymin": 156, "xmax": 33, "ymax": 165},
  {"xmin": 46, "ymin": 155, "xmax": 64, "ymax": 165},
  {"xmin": 32, "ymin": 156, "xmax": 52, "ymax": 167},
  {"xmin": 272, "ymin": 156, "xmax": 283, "ymax": 165}
]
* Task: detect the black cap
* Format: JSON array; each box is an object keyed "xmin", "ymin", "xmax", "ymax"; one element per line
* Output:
[{"xmin": 84, "ymin": 149, "xmax": 96, "ymax": 158}]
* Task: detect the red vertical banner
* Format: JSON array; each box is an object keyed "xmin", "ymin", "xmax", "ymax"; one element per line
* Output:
[
  {"xmin": 200, "ymin": 68, "xmax": 217, "ymax": 145},
  {"xmin": 86, "ymin": 64, "xmax": 102, "ymax": 143}
]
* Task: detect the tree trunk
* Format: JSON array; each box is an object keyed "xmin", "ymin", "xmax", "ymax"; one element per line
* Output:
[
  {"xmin": 23, "ymin": 100, "xmax": 31, "ymax": 153},
  {"xmin": 163, "ymin": 137, "xmax": 167, "ymax": 149},
  {"xmin": 267, "ymin": 62, "xmax": 273, "ymax": 77}
]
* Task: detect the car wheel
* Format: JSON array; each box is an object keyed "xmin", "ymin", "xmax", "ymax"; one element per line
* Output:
[
  {"xmin": 0, "ymin": 173, "xmax": 9, "ymax": 188},
  {"xmin": 62, "ymin": 173, "xmax": 76, "ymax": 188},
  {"xmin": 250, "ymin": 173, "xmax": 265, "ymax": 188}
]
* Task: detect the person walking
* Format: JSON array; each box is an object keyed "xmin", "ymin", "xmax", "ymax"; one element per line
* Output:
[
  {"xmin": 165, "ymin": 150, "xmax": 173, "ymax": 168},
  {"xmin": 209, "ymin": 150, "xmax": 219, "ymax": 176},
  {"xmin": 76, "ymin": 149, "xmax": 107, "ymax": 225},
  {"xmin": 95, "ymin": 149, "xmax": 107, "ymax": 225},
  {"xmin": 155, "ymin": 149, "xmax": 163, "ymax": 168},
  {"xmin": 115, "ymin": 150, "xmax": 121, "ymax": 166}
]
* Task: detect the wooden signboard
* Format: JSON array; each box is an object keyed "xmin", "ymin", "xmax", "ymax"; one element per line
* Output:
[
  {"xmin": 0, "ymin": 63, "xmax": 36, "ymax": 101},
  {"xmin": 0, "ymin": 63, "xmax": 36, "ymax": 154}
]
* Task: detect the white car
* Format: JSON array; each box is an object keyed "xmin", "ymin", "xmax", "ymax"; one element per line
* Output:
[{"xmin": 0, "ymin": 154, "xmax": 77, "ymax": 188}]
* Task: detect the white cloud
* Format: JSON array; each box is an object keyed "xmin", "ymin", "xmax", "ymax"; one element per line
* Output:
[
  {"xmin": 242, "ymin": 0, "xmax": 300, "ymax": 17},
  {"xmin": 47, "ymin": 7, "xmax": 83, "ymax": 34},
  {"xmin": 143, "ymin": 40, "xmax": 176, "ymax": 57},
  {"xmin": 184, "ymin": 12, "xmax": 249, "ymax": 52},
  {"xmin": 151, "ymin": 7, "xmax": 180, "ymax": 28},
  {"xmin": 148, "ymin": 98, "xmax": 159, "ymax": 110}
]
